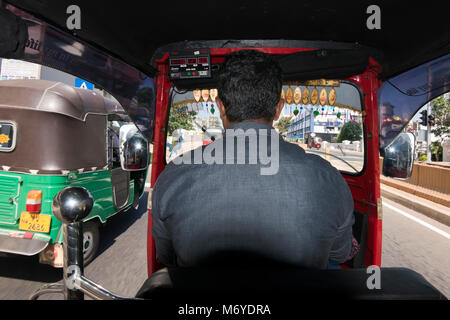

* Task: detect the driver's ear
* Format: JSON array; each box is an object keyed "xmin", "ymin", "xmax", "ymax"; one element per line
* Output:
[
  {"xmin": 216, "ymin": 97, "xmax": 230, "ymax": 128},
  {"xmin": 274, "ymin": 99, "xmax": 285, "ymax": 121}
]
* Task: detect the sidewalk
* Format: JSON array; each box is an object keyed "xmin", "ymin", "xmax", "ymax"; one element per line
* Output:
[{"xmin": 381, "ymin": 177, "xmax": 450, "ymax": 227}]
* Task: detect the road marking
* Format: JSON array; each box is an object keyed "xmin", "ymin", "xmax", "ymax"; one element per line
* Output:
[{"xmin": 383, "ymin": 202, "xmax": 450, "ymax": 239}]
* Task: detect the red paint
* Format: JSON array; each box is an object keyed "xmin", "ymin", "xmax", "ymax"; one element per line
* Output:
[
  {"xmin": 23, "ymin": 232, "xmax": 34, "ymax": 239},
  {"xmin": 147, "ymin": 47, "xmax": 383, "ymax": 276},
  {"xmin": 25, "ymin": 203, "xmax": 41, "ymax": 213},
  {"xmin": 343, "ymin": 57, "xmax": 383, "ymax": 267},
  {"xmin": 147, "ymin": 60, "xmax": 171, "ymax": 276}
]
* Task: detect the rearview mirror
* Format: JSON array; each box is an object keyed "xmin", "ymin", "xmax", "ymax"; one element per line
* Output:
[
  {"xmin": 382, "ymin": 132, "xmax": 415, "ymax": 180},
  {"xmin": 119, "ymin": 124, "xmax": 149, "ymax": 171}
]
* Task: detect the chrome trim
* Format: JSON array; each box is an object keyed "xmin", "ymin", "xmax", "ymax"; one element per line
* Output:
[
  {"xmin": 65, "ymin": 265, "xmax": 137, "ymax": 300},
  {"xmin": 0, "ymin": 234, "xmax": 48, "ymax": 256},
  {"xmin": 29, "ymin": 283, "xmax": 64, "ymax": 300},
  {"xmin": 77, "ymin": 274, "xmax": 139, "ymax": 300},
  {"xmin": 0, "ymin": 120, "xmax": 18, "ymax": 152}
]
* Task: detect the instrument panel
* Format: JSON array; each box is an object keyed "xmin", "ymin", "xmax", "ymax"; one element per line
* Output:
[{"xmin": 169, "ymin": 49, "xmax": 211, "ymax": 80}]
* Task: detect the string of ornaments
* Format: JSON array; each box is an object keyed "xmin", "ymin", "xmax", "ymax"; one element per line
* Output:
[
  {"xmin": 282, "ymin": 86, "xmax": 338, "ymax": 118},
  {"xmin": 190, "ymin": 88, "xmax": 219, "ymax": 114}
]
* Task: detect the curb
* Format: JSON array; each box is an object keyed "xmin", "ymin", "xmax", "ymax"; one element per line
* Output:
[{"xmin": 381, "ymin": 184, "xmax": 450, "ymax": 227}]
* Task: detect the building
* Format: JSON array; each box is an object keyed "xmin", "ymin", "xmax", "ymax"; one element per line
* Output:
[{"xmin": 287, "ymin": 107, "xmax": 362, "ymax": 142}]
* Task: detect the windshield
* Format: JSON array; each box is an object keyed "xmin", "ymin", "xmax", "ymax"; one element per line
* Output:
[
  {"xmin": 166, "ymin": 80, "xmax": 364, "ymax": 174},
  {"xmin": 4, "ymin": 4, "xmax": 156, "ymax": 141},
  {"xmin": 378, "ymin": 53, "xmax": 450, "ymax": 151}
]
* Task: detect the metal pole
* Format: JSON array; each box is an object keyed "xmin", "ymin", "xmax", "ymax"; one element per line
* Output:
[
  {"xmin": 426, "ymin": 102, "xmax": 432, "ymax": 163},
  {"xmin": 303, "ymin": 110, "xmax": 305, "ymax": 142},
  {"xmin": 63, "ymin": 222, "xmax": 84, "ymax": 300}
]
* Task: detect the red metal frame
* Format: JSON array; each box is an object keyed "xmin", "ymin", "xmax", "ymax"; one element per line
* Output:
[{"xmin": 147, "ymin": 48, "xmax": 383, "ymax": 276}]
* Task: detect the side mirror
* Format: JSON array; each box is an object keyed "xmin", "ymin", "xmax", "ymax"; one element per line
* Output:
[
  {"xmin": 119, "ymin": 124, "xmax": 149, "ymax": 171},
  {"xmin": 382, "ymin": 132, "xmax": 415, "ymax": 180}
]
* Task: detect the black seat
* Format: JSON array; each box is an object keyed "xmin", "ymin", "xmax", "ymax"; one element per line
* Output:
[{"xmin": 136, "ymin": 266, "xmax": 446, "ymax": 300}]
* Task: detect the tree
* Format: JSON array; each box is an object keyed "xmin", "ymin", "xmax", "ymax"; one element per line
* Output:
[
  {"xmin": 431, "ymin": 95, "xmax": 450, "ymax": 143},
  {"xmin": 337, "ymin": 121, "xmax": 362, "ymax": 143},
  {"xmin": 274, "ymin": 116, "xmax": 292, "ymax": 134},
  {"xmin": 167, "ymin": 105, "xmax": 197, "ymax": 136}
]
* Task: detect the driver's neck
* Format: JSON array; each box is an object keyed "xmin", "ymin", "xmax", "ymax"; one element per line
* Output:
[{"xmin": 224, "ymin": 118, "xmax": 273, "ymax": 129}]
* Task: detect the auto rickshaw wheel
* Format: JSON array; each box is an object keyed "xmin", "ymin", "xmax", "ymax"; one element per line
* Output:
[{"xmin": 82, "ymin": 221, "xmax": 100, "ymax": 266}]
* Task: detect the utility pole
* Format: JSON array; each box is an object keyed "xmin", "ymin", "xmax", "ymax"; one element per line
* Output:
[{"xmin": 426, "ymin": 102, "xmax": 432, "ymax": 163}]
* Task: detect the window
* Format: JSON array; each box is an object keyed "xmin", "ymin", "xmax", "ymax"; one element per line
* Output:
[
  {"xmin": 0, "ymin": 121, "xmax": 16, "ymax": 152},
  {"xmin": 280, "ymin": 81, "xmax": 365, "ymax": 174},
  {"xmin": 166, "ymin": 88, "xmax": 223, "ymax": 163},
  {"xmin": 166, "ymin": 81, "xmax": 365, "ymax": 174},
  {"xmin": 107, "ymin": 116, "xmax": 134, "ymax": 168}
]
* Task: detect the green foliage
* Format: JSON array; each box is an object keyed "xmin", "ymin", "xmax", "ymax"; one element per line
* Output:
[
  {"xmin": 167, "ymin": 105, "xmax": 197, "ymax": 136},
  {"xmin": 274, "ymin": 116, "xmax": 292, "ymax": 133},
  {"xmin": 429, "ymin": 141, "xmax": 443, "ymax": 162},
  {"xmin": 419, "ymin": 154, "xmax": 427, "ymax": 162},
  {"xmin": 431, "ymin": 95, "xmax": 450, "ymax": 142},
  {"xmin": 337, "ymin": 121, "xmax": 362, "ymax": 143}
]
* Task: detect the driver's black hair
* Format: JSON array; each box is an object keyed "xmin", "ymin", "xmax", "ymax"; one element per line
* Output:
[{"xmin": 217, "ymin": 50, "xmax": 282, "ymax": 123}]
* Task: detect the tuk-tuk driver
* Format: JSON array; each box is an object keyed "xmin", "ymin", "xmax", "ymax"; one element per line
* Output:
[{"xmin": 151, "ymin": 49, "xmax": 358, "ymax": 269}]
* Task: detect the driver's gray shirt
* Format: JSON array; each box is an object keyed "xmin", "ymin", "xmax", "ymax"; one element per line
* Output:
[{"xmin": 152, "ymin": 121, "xmax": 354, "ymax": 269}]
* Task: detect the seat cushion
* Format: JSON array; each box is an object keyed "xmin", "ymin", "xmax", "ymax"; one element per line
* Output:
[{"xmin": 136, "ymin": 267, "xmax": 446, "ymax": 300}]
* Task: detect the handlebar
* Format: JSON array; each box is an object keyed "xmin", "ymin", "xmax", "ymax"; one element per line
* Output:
[{"xmin": 30, "ymin": 186, "xmax": 139, "ymax": 300}]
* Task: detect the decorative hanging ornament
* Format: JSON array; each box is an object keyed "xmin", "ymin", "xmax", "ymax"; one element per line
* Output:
[
  {"xmin": 293, "ymin": 108, "xmax": 299, "ymax": 116},
  {"xmin": 313, "ymin": 110, "xmax": 320, "ymax": 118},
  {"xmin": 311, "ymin": 87, "xmax": 319, "ymax": 105},
  {"xmin": 281, "ymin": 88, "xmax": 285, "ymax": 100},
  {"xmin": 329, "ymin": 88, "xmax": 337, "ymax": 106},
  {"xmin": 193, "ymin": 89, "xmax": 201, "ymax": 102},
  {"xmin": 302, "ymin": 87, "xmax": 310, "ymax": 105},
  {"xmin": 293, "ymin": 86, "xmax": 302, "ymax": 104},
  {"xmin": 210, "ymin": 88, "xmax": 218, "ymax": 102},
  {"xmin": 286, "ymin": 87, "xmax": 293, "ymax": 104},
  {"xmin": 337, "ymin": 112, "xmax": 342, "ymax": 119},
  {"xmin": 202, "ymin": 89, "xmax": 210, "ymax": 102},
  {"xmin": 319, "ymin": 88, "xmax": 327, "ymax": 106},
  {"xmin": 210, "ymin": 103, "xmax": 215, "ymax": 114}
]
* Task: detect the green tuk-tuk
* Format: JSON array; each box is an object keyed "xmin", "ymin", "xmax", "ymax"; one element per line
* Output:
[{"xmin": 0, "ymin": 79, "xmax": 149, "ymax": 266}]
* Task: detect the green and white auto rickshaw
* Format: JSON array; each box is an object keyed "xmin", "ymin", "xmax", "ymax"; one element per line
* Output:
[{"xmin": 0, "ymin": 79, "xmax": 149, "ymax": 266}]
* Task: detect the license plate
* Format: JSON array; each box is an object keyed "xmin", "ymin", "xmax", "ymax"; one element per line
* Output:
[{"xmin": 19, "ymin": 212, "xmax": 51, "ymax": 233}]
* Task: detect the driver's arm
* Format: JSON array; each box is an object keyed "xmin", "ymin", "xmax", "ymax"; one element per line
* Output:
[
  {"xmin": 328, "ymin": 206, "xmax": 355, "ymax": 264},
  {"xmin": 151, "ymin": 187, "xmax": 177, "ymax": 267}
]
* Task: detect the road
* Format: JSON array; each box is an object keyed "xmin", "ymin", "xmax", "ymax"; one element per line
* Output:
[
  {"xmin": 306, "ymin": 149, "xmax": 364, "ymax": 172},
  {"xmin": 0, "ymin": 193, "xmax": 449, "ymax": 299},
  {"xmin": 381, "ymin": 198, "xmax": 450, "ymax": 298},
  {"xmin": 0, "ymin": 193, "xmax": 149, "ymax": 300}
]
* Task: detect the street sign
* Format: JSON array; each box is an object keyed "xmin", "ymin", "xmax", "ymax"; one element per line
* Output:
[{"xmin": 74, "ymin": 78, "xmax": 94, "ymax": 90}]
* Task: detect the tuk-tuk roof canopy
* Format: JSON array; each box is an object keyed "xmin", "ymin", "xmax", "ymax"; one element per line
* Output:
[
  {"xmin": 0, "ymin": 79, "xmax": 126, "ymax": 121},
  {"xmin": 6, "ymin": 0, "xmax": 449, "ymax": 80}
]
